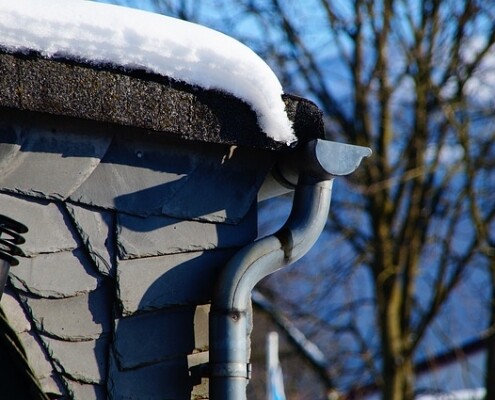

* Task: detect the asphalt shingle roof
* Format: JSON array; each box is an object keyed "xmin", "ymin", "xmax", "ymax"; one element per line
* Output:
[{"xmin": 0, "ymin": 50, "xmax": 325, "ymax": 151}]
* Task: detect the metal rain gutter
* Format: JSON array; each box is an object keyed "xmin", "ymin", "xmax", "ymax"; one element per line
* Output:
[{"xmin": 209, "ymin": 138, "xmax": 371, "ymax": 399}]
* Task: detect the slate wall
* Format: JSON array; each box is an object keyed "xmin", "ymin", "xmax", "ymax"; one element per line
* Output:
[{"xmin": 0, "ymin": 110, "xmax": 274, "ymax": 399}]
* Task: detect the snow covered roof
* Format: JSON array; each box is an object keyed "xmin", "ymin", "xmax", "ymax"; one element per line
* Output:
[{"xmin": 0, "ymin": 0, "xmax": 296, "ymax": 144}]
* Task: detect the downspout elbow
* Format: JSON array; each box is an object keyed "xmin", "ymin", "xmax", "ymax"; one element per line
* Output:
[
  {"xmin": 214, "ymin": 176, "xmax": 333, "ymax": 312},
  {"xmin": 212, "ymin": 139, "xmax": 371, "ymax": 313}
]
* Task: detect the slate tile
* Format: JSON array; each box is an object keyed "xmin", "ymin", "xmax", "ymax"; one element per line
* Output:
[
  {"xmin": 188, "ymin": 351, "xmax": 209, "ymax": 400},
  {"xmin": 18, "ymin": 331, "xmax": 66, "ymax": 397},
  {"xmin": 43, "ymin": 335, "xmax": 109, "ymax": 385},
  {"xmin": 159, "ymin": 147, "xmax": 270, "ymax": 224},
  {"xmin": 0, "ymin": 122, "xmax": 112, "ymax": 200},
  {"xmin": 69, "ymin": 135, "xmax": 270, "ymax": 224},
  {"xmin": 114, "ymin": 305, "xmax": 210, "ymax": 370},
  {"xmin": 39, "ymin": 375, "xmax": 67, "ymax": 399},
  {"xmin": 0, "ymin": 193, "xmax": 78, "ymax": 255},
  {"xmin": 9, "ymin": 249, "xmax": 100, "ymax": 298},
  {"xmin": 117, "ymin": 249, "xmax": 234, "ymax": 315},
  {"xmin": 69, "ymin": 132, "xmax": 196, "ymax": 216},
  {"xmin": 116, "ymin": 205, "xmax": 256, "ymax": 259},
  {"xmin": 64, "ymin": 378, "xmax": 107, "ymax": 400},
  {"xmin": 108, "ymin": 349, "xmax": 191, "ymax": 400},
  {"xmin": 193, "ymin": 304, "xmax": 210, "ymax": 352},
  {"xmin": 18, "ymin": 331, "xmax": 55, "ymax": 380},
  {"xmin": 20, "ymin": 285, "xmax": 112, "ymax": 341},
  {"xmin": 65, "ymin": 203, "xmax": 115, "ymax": 277},
  {"xmin": 0, "ymin": 288, "xmax": 31, "ymax": 333},
  {"xmin": 0, "ymin": 124, "xmax": 23, "ymax": 178}
]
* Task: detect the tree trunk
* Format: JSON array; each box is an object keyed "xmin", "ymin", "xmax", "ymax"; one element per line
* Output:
[
  {"xmin": 383, "ymin": 356, "xmax": 414, "ymax": 400},
  {"xmin": 379, "ymin": 283, "xmax": 415, "ymax": 400}
]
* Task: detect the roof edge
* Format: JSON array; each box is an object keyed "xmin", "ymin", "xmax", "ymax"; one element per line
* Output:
[{"xmin": 0, "ymin": 50, "xmax": 324, "ymax": 151}]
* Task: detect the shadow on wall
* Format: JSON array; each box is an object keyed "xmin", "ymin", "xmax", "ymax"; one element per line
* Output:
[
  {"xmin": 109, "ymin": 166, "xmax": 261, "ymax": 397},
  {"xmin": 0, "ymin": 110, "xmax": 273, "ymax": 399},
  {"xmin": 102, "ymin": 125, "xmax": 268, "ymax": 398}
]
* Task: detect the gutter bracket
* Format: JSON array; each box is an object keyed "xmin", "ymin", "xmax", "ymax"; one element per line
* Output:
[{"xmin": 210, "ymin": 362, "xmax": 252, "ymax": 379}]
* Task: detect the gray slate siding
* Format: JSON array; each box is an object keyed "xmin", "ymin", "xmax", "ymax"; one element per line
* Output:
[
  {"xmin": 116, "ymin": 205, "xmax": 256, "ymax": 259},
  {"xmin": 0, "ymin": 116, "xmax": 265, "ymax": 399},
  {"xmin": 65, "ymin": 204, "xmax": 116, "ymax": 277},
  {"xmin": 1, "ymin": 288, "xmax": 66, "ymax": 395},
  {"xmin": 1, "ymin": 193, "xmax": 110, "ymax": 398}
]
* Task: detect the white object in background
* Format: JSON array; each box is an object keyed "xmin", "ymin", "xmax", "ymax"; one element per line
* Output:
[{"xmin": 267, "ymin": 331, "xmax": 286, "ymax": 400}]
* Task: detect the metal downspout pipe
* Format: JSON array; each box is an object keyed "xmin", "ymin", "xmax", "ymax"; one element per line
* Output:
[{"xmin": 209, "ymin": 139, "xmax": 371, "ymax": 399}]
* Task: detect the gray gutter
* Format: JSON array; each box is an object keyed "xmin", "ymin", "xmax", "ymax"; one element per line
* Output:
[{"xmin": 209, "ymin": 139, "xmax": 371, "ymax": 399}]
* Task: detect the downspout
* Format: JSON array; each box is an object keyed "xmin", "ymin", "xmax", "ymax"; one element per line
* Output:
[{"xmin": 209, "ymin": 139, "xmax": 371, "ymax": 399}]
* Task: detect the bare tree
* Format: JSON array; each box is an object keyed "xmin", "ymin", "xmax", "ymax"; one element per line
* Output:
[
  {"xmin": 152, "ymin": 1, "xmax": 495, "ymax": 399},
  {"xmin": 21, "ymin": 0, "xmax": 495, "ymax": 399}
]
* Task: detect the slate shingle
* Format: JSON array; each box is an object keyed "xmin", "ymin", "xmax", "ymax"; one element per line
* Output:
[
  {"xmin": 68, "ymin": 133, "xmax": 270, "ymax": 223},
  {"xmin": 116, "ymin": 249, "xmax": 235, "ymax": 315},
  {"xmin": 19, "ymin": 285, "xmax": 112, "ymax": 341},
  {"xmin": 65, "ymin": 379, "xmax": 107, "ymax": 400},
  {"xmin": 43, "ymin": 335, "xmax": 109, "ymax": 385},
  {"xmin": 0, "ymin": 116, "xmax": 111, "ymax": 201},
  {"xmin": 108, "ymin": 349, "xmax": 192, "ymax": 400},
  {"xmin": 0, "ymin": 193, "xmax": 78, "ymax": 255},
  {"xmin": 65, "ymin": 203, "xmax": 116, "ymax": 277},
  {"xmin": 18, "ymin": 331, "xmax": 66, "ymax": 397},
  {"xmin": 116, "ymin": 205, "xmax": 256, "ymax": 259},
  {"xmin": 114, "ymin": 305, "xmax": 210, "ymax": 370},
  {"xmin": 193, "ymin": 304, "xmax": 210, "ymax": 352},
  {"xmin": 1, "ymin": 288, "xmax": 67, "ymax": 396},
  {"xmin": 9, "ymin": 249, "xmax": 100, "ymax": 298},
  {"xmin": 188, "ymin": 351, "xmax": 209, "ymax": 399},
  {"xmin": 0, "ymin": 288, "xmax": 31, "ymax": 333},
  {"xmin": 158, "ymin": 147, "xmax": 271, "ymax": 224},
  {"xmin": 69, "ymin": 132, "xmax": 197, "ymax": 217}
]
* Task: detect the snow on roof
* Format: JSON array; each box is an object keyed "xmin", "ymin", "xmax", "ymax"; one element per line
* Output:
[{"xmin": 0, "ymin": 0, "xmax": 296, "ymax": 144}]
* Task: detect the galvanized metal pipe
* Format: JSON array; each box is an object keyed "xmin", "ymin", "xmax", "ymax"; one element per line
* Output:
[
  {"xmin": 209, "ymin": 175, "xmax": 332, "ymax": 399},
  {"xmin": 209, "ymin": 139, "xmax": 371, "ymax": 399}
]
